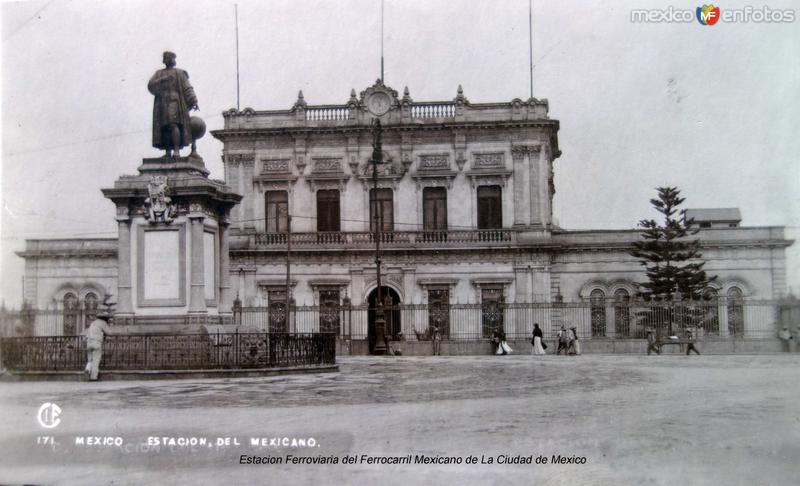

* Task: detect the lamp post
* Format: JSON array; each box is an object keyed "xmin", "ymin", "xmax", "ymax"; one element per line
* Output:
[{"xmin": 371, "ymin": 119, "xmax": 388, "ymax": 355}]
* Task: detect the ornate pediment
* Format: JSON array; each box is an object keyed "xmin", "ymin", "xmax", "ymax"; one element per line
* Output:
[
  {"xmin": 306, "ymin": 157, "xmax": 348, "ymax": 192},
  {"xmin": 411, "ymin": 154, "xmax": 457, "ymax": 190},
  {"xmin": 253, "ymin": 158, "xmax": 298, "ymax": 191},
  {"xmin": 466, "ymin": 152, "xmax": 512, "ymax": 188},
  {"xmin": 357, "ymin": 153, "xmax": 405, "ymax": 190},
  {"xmin": 359, "ymin": 79, "xmax": 400, "ymax": 117}
]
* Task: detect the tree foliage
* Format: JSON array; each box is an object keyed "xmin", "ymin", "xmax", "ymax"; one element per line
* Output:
[{"xmin": 630, "ymin": 187, "xmax": 716, "ymax": 300}]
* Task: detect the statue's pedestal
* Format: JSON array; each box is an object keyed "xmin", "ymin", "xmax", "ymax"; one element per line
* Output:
[{"xmin": 102, "ymin": 155, "xmax": 242, "ymax": 333}]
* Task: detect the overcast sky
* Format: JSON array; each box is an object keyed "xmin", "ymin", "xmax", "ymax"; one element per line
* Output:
[{"xmin": 1, "ymin": 0, "xmax": 798, "ymax": 305}]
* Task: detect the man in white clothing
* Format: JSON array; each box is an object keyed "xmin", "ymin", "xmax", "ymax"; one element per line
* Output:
[{"xmin": 85, "ymin": 311, "xmax": 114, "ymax": 381}]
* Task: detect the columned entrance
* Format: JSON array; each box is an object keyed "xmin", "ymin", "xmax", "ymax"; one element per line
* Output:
[{"xmin": 367, "ymin": 286, "xmax": 401, "ymax": 354}]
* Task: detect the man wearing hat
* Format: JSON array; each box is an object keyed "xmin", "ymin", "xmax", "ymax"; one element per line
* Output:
[{"xmin": 85, "ymin": 310, "xmax": 114, "ymax": 381}]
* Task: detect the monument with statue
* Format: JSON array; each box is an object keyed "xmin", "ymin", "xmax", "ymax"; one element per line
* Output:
[
  {"xmin": 102, "ymin": 51, "xmax": 242, "ymax": 330},
  {"xmin": 0, "ymin": 52, "xmax": 337, "ymax": 379}
]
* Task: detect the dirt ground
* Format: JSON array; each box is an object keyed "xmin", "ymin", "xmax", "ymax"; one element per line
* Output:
[{"xmin": 0, "ymin": 354, "xmax": 798, "ymax": 485}]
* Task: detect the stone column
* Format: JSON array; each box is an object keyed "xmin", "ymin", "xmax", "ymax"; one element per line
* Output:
[
  {"xmin": 242, "ymin": 158, "xmax": 256, "ymax": 230},
  {"xmin": 529, "ymin": 147, "xmax": 542, "ymax": 226},
  {"xmin": 218, "ymin": 221, "xmax": 232, "ymax": 314},
  {"xmin": 189, "ymin": 213, "xmax": 207, "ymax": 314},
  {"xmin": 511, "ymin": 146, "xmax": 530, "ymax": 226},
  {"xmin": 116, "ymin": 209, "xmax": 133, "ymax": 315},
  {"xmin": 538, "ymin": 148, "xmax": 552, "ymax": 226}
]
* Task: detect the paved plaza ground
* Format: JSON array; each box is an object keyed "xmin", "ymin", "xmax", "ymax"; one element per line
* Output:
[{"xmin": 0, "ymin": 354, "xmax": 798, "ymax": 485}]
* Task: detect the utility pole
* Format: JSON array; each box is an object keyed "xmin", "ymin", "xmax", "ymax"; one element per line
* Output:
[
  {"xmin": 371, "ymin": 119, "xmax": 387, "ymax": 355},
  {"xmin": 285, "ymin": 213, "xmax": 292, "ymax": 332}
]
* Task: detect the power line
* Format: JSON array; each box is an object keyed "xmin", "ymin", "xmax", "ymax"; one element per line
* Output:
[
  {"xmin": 2, "ymin": 0, "xmax": 55, "ymax": 41},
  {"xmin": 4, "ymin": 113, "xmax": 224, "ymax": 158}
]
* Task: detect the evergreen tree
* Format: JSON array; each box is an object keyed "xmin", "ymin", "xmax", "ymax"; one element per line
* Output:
[{"xmin": 630, "ymin": 187, "xmax": 716, "ymax": 300}]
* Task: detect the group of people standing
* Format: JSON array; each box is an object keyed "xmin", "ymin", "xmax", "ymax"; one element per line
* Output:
[
  {"xmin": 489, "ymin": 323, "xmax": 581, "ymax": 356},
  {"xmin": 531, "ymin": 323, "xmax": 580, "ymax": 356}
]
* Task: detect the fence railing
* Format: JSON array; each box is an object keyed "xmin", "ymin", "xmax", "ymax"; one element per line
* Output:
[
  {"xmin": 0, "ymin": 332, "xmax": 336, "ymax": 372},
  {"xmin": 2, "ymin": 300, "xmax": 787, "ymax": 341},
  {"xmin": 233, "ymin": 300, "xmax": 784, "ymax": 341},
  {"xmin": 252, "ymin": 229, "xmax": 516, "ymax": 248}
]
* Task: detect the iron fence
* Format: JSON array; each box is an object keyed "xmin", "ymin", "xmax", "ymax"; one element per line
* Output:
[
  {"xmin": 234, "ymin": 299, "xmax": 783, "ymax": 341},
  {"xmin": 0, "ymin": 332, "xmax": 336, "ymax": 372},
  {"xmin": 0, "ymin": 299, "xmax": 786, "ymax": 343}
]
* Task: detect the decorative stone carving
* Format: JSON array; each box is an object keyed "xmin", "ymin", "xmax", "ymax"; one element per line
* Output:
[
  {"xmin": 143, "ymin": 176, "xmax": 175, "ymax": 224},
  {"xmin": 473, "ymin": 153, "xmax": 504, "ymax": 169},
  {"xmin": 313, "ymin": 158, "xmax": 343, "ymax": 173},
  {"xmin": 306, "ymin": 157, "xmax": 348, "ymax": 192},
  {"xmin": 260, "ymin": 159, "xmax": 290, "ymax": 174},
  {"xmin": 454, "ymin": 84, "xmax": 468, "ymax": 104},
  {"xmin": 292, "ymin": 90, "xmax": 307, "ymax": 110},
  {"xmin": 365, "ymin": 272, "xmax": 403, "ymax": 291},
  {"xmin": 225, "ymin": 153, "xmax": 255, "ymax": 167},
  {"xmin": 358, "ymin": 155, "xmax": 405, "ymax": 191},
  {"xmin": 510, "ymin": 145, "xmax": 541, "ymax": 159},
  {"xmin": 413, "ymin": 153, "xmax": 457, "ymax": 189},
  {"xmin": 253, "ymin": 157, "xmax": 298, "ymax": 190},
  {"xmin": 359, "ymin": 79, "xmax": 399, "ymax": 117},
  {"xmin": 419, "ymin": 155, "xmax": 450, "ymax": 171},
  {"xmin": 466, "ymin": 152, "xmax": 511, "ymax": 188},
  {"xmin": 348, "ymin": 155, "xmax": 359, "ymax": 173},
  {"xmin": 116, "ymin": 205, "xmax": 130, "ymax": 221}
]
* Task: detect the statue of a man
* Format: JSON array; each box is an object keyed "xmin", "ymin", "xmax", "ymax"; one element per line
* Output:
[{"xmin": 148, "ymin": 51, "xmax": 198, "ymax": 158}]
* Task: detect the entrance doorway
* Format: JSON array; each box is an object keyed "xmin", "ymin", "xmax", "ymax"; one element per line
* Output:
[{"xmin": 367, "ymin": 286, "xmax": 401, "ymax": 354}]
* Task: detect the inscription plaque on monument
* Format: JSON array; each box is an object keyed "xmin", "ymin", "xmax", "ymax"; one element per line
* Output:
[{"xmin": 143, "ymin": 230, "xmax": 181, "ymax": 301}]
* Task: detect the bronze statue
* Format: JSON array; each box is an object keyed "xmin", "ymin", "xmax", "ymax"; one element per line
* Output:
[{"xmin": 148, "ymin": 51, "xmax": 199, "ymax": 158}]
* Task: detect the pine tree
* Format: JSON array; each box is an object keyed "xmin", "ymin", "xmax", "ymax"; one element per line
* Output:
[{"xmin": 630, "ymin": 187, "xmax": 716, "ymax": 300}]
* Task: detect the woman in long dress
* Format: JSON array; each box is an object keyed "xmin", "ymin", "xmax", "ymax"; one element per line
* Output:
[
  {"xmin": 531, "ymin": 323, "xmax": 546, "ymax": 355},
  {"xmin": 569, "ymin": 327, "xmax": 581, "ymax": 355}
]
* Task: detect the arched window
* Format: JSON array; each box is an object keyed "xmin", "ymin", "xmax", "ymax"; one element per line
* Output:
[
  {"xmin": 83, "ymin": 293, "xmax": 99, "ymax": 331},
  {"xmin": 701, "ymin": 288, "xmax": 719, "ymax": 335},
  {"xmin": 63, "ymin": 293, "xmax": 79, "ymax": 335},
  {"xmin": 727, "ymin": 287, "xmax": 744, "ymax": 337},
  {"xmin": 614, "ymin": 289, "xmax": 630, "ymax": 338},
  {"xmin": 590, "ymin": 289, "xmax": 606, "ymax": 337}
]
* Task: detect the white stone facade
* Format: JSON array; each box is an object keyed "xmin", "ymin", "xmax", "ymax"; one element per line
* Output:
[{"xmin": 17, "ymin": 82, "xmax": 792, "ymax": 338}]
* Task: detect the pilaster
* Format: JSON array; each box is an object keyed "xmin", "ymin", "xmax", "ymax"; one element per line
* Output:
[
  {"xmin": 116, "ymin": 207, "xmax": 133, "ymax": 315},
  {"xmin": 189, "ymin": 212, "xmax": 207, "ymax": 314}
]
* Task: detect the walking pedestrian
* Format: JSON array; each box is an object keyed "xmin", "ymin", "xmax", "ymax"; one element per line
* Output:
[
  {"xmin": 501, "ymin": 329, "xmax": 512, "ymax": 354},
  {"xmin": 531, "ymin": 323, "xmax": 546, "ymax": 355},
  {"xmin": 778, "ymin": 326, "xmax": 792, "ymax": 353},
  {"xmin": 685, "ymin": 329, "xmax": 700, "ymax": 355},
  {"xmin": 490, "ymin": 328, "xmax": 501, "ymax": 355},
  {"xmin": 556, "ymin": 326, "xmax": 568, "ymax": 355},
  {"xmin": 84, "ymin": 310, "xmax": 115, "ymax": 381},
  {"xmin": 569, "ymin": 327, "xmax": 581, "ymax": 355},
  {"xmin": 792, "ymin": 325, "xmax": 800, "ymax": 353}
]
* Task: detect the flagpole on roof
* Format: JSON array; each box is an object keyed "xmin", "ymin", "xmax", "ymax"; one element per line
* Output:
[
  {"xmin": 529, "ymin": 0, "xmax": 534, "ymax": 98},
  {"xmin": 235, "ymin": 3, "xmax": 241, "ymax": 110}
]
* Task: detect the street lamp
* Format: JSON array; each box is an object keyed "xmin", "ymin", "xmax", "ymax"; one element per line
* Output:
[{"xmin": 371, "ymin": 118, "xmax": 388, "ymax": 355}]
